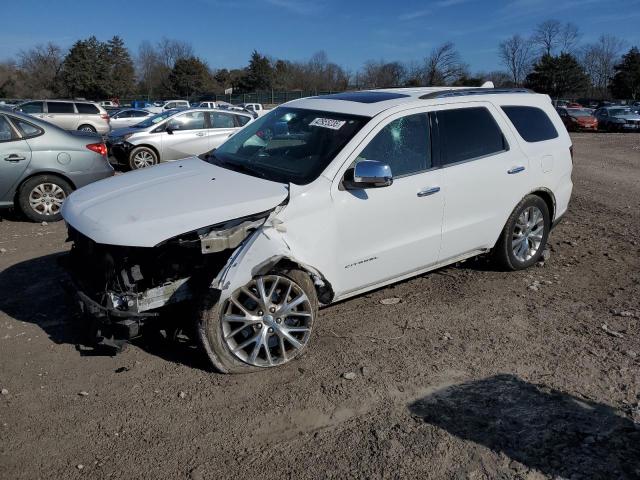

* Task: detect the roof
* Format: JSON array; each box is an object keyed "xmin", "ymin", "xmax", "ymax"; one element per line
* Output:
[{"xmin": 286, "ymin": 86, "xmax": 540, "ymax": 118}]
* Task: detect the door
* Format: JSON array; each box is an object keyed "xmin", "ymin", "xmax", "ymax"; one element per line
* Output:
[
  {"xmin": 110, "ymin": 110, "xmax": 135, "ymax": 129},
  {"xmin": 160, "ymin": 111, "xmax": 209, "ymax": 160},
  {"xmin": 16, "ymin": 101, "xmax": 45, "ymax": 120},
  {"xmin": 207, "ymin": 112, "xmax": 238, "ymax": 149},
  {"xmin": 0, "ymin": 115, "xmax": 32, "ymax": 201},
  {"xmin": 434, "ymin": 103, "xmax": 530, "ymax": 262},
  {"xmin": 332, "ymin": 111, "xmax": 444, "ymax": 295},
  {"xmin": 44, "ymin": 101, "xmax": 77, "ymax": 130}
]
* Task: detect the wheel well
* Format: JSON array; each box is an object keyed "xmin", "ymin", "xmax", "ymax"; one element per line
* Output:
[
  {"xmin": 131, "ymin": 144, "xmax": 160, "ymax": 159},
  {"xmin": 530, "ymin": 189, "xmax": 555, "ymax": 221},
  {"xmin": 14, "ymin": 171, "xmax": 76, "ymax": 202},
  {"xmin": 269, "ymin": 258, "xmax": 335, "ymax": 305}
]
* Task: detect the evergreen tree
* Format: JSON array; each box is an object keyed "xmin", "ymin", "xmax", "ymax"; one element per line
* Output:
[
  {"xmin": 525, "ymin": 53, "xmax": 589, "ymax": 98},
  {"xmin": 61, "ymin": 36, "xmax": 109, "ymax": 99},
  {"xmin": 168, "ymin": 56, "xmax": 210, "ymax": 97},
  {"xmin": 107, "ymin": 36, "xmax": 135, "ymax": 99},
  {"xmin": 240, "ymin": 51, "xmax": 272, "ymax": 92},
  {"xmin": 610, "ymin": 47, "xmax": 640, "ymax": 100}
]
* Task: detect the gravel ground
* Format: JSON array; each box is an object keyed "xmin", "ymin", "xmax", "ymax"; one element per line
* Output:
[{"xmin": 1, "ymin": 133, "xmax": 639, "ymax": 480}]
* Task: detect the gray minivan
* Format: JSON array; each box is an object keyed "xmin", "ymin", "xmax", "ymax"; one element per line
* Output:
[{"xmin": 15, "ymin": 100, "xmax": 111, "ymax": 134}]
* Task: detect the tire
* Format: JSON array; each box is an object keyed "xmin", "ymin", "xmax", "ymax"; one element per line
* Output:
[
  {"xmin": 129, "ymin": 146, "xmax": 158, "ymax": 170},
  {"xmin": 78, "ymin": 124, "xmax": 96, "ymax": 133},
  {"xmin": 18, "ymin": 175, "xmax": 72, "ymax": 222},
  {"xmin": 198, "ymin": 269, "xmax": 319, "ymax": 374},
  {"xmin": 493, "ymin": 195, "xmax": 550, "ymax": 271}
]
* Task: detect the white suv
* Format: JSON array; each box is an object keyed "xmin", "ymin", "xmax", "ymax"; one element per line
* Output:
[{"xmin": 62, "ymin": 87, "xmax": 572, "ymax": 373}]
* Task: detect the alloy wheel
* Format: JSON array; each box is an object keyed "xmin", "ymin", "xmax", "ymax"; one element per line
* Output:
[
  {"xmin": 132, "ymin": 150, "xmax": 156, "ymax": 168},
  {"xmin": 28, "ymin": 183, "xmax": 66, "ymax": 216},
  {"xmin": 221, "ymin": 275, "xmax": 313, "ymax": 367},
  {"xmin": 511, "ymin": 205, "xmax": 545, "ymax": 262}
]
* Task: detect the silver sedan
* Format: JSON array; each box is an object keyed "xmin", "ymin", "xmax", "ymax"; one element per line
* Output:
[{"xmin": 0, "ymin": 110, "xmax": 114, "ymax": 222}]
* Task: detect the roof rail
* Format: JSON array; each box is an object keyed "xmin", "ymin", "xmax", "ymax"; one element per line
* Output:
[{"xmin": 419, "ymin": 88, "xmax": 533, "ymax": 100}]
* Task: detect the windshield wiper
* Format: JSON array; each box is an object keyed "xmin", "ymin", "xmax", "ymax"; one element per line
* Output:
[{"xmin": 203, "ymin": 152, "xmax": 268, "ymax": 179}]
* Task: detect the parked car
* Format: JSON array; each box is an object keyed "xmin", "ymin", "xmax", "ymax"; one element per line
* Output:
[
  {"xmin": 105, "ymin": 108, "xmax": 253, "ymax": 169},
  {"xmin": 191, "ymin": 101, "xmax": 218, "ymax": 109},
  {"xmin": 62, "ymin": 87, "xmax": 572, "ymax": 370},
  {"xmin": 146, "ymin": 100, "xmax": 190, "ymax": 114},
  {"xmin": 237, "ymin": 103, "xmax": 271, "ymax": 117},
  {"xmin": 108, "ymin": 109, "xmax": 153, "ymax": 129},
  {"xmin": 99, "ymin": 100, "xmax": 120, "ymax": 108},
  {"xmin": 0, "ymin": 110, "xmax": 113, "ymax": 222},
  {"xmin": 566, "ymin": 102, "xmax": 582, "ymax": 109},
  {"xmin": 14, "ymin": 100, "xmax": 111, "ymax": 134},
  {"xmin": 556, "ymin": 107, "xmax": 598, "ymax": 131},
  {"xmin": 594, "ymin": 106, "xmax": 640, "ymax": 132}
]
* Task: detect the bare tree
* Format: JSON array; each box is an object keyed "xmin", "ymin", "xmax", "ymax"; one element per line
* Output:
[
  {"xmin": 532, "ymin": 19, "xmax": 562, "ymax": 56},
  {"xmin": 360, "ymin": 60, "xmax": 406, "ymax": 88},
  {"xmin": 156, "ymin": 37, "xmax": 194, "ymax": 70},
  {"xmin": 424, "ymin": 42, "xmax": 467, "ymax": 86},
  {"xmin": 499, "ymin": 34, "xmax": 533, "ymax": 86},
  {"xmin": 17, "ymin": 43, "xmax": 64, "ymax": 97},
  {"xmin": 559, "ymin": 22, "xmax": 580, "ymax": 54},
  {"xmin": 581, "ymin": 35, "xmax": 625, "ymax": 97}
]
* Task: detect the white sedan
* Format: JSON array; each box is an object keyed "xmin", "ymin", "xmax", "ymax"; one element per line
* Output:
[{"xmin": 109, "ymin": 109, "xmax": 153, "ymax": 129}]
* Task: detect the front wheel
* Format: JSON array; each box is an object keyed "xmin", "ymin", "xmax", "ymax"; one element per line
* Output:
[
  {"xmin": 129, "ymin": 146, "xmax": 158, "ymax": 170},
  {"xmin": 493, "ymin": 195, "xmax": 550, "ymax": 271},
  {"xmin": 198, "ymin": 270, "xmax": 318, "ymax": 374}
]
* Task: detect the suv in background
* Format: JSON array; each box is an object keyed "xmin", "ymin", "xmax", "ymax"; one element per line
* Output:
[
  {"xmin": 15, "ymin": 100, "xmax": 111, "ymax": 134},
  {"xmin": 146, "ymin": 100, "xmax": 190, "ymax": 113},
  {"xmin": 62, "ymin": 86, "xmax": 573, "ymax": 372}
]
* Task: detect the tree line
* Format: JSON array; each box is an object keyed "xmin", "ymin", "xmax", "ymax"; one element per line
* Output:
[{"xmin": 0, "ymin": 21, "xmax": 639, "ymax": 101}]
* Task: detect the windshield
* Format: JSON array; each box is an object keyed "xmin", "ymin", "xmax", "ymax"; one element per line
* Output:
[
  {"xmin": 610, "ymin": 108, "xmax": 632, "ymax": 117},
  {"xmin": 134, "ymin": 110, "xmax": 178, "ymax": 128},
  {"xmin": 568, "ymin": 109, "xmax": 592, "ymax": 117},
  {"xmin": 205, "ymin": 107, "xmax": 369, "ymax": 184}
]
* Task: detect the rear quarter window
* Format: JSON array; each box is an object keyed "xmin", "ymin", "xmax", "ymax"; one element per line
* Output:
[
  {"xmin": 501, "ymin": 106, "xmax": 559, "ymax": 142},
  {"xmin": 75, "ymin": 103, "xmax": 100, "ymax": 114}
]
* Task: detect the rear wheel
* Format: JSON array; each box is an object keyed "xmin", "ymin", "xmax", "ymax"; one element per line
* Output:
[
  {"xmin": 198, "ymin": 270, "xmax": 318, "ymax": 374},
  {"xmin": 129, "ymin": 146, "xmax": 158, "ymax": 170},
  {"xmin": 493, "ymin": 195, "xmax": 550, "ymax": 271},
  {"xmin": 78, "ymin": 124, "xmax": 96, "ymax": 133},
  {"xmin": 18, "ymin": 175, "xmax": 72, "ymax": 222}
]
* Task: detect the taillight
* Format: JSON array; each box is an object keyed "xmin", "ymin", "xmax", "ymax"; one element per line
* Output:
[
  {"xmin": 569, "ymin": 145, "xmax": 574, "ymax": 164},
  {"xmin": 86, "ymin": 143, "xmax": 107, "ymax": 156},
  {"xmin": 101, "ymin": 113, "xmax": 110, "ymax": 122}
]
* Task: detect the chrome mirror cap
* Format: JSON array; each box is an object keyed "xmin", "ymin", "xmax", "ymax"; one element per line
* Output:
[{"xmin": 351, "ymin": 160, "xmax": 393, "ymax": 188}]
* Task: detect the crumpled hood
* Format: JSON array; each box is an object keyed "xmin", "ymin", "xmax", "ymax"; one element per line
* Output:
[{"xmin": 62, "ymin": 158, "xmax": 288, "ymax": 247}]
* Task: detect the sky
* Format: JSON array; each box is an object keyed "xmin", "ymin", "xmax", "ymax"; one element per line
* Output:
[{"xmin": 2, "ymin": 0, "xmax": 640, "ymax": 74}]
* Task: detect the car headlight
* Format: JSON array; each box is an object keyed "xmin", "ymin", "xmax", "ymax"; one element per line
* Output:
[{"xmin": 122, "ymin": 133, "xmax": 134, "ymax": 141}]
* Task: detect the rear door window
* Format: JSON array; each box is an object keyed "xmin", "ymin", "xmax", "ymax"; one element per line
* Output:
[
  {"xmin": 75, "ymin": 103, "xmax": 100, "ymax": 114},
  {"xmin": 501, "ymin": 106, "xmax": 559, "ymax": 142},
  {"xmin": 10, "ymin": 117, "xmax": 43, "ymax": 138},
  {"xmin": 436, "ymin": 107, "xmax": 507, "ymax": 166},
  {"xmin": 47, "ymin": 101, "xmax": 75, "ymax": 114},
  {"xmin": 0, "ymin": 115, "xmax": 17, "ymax": 142}
]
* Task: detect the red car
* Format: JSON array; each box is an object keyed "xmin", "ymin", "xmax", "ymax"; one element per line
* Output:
[{"xmin": 557, "ymin": 108, "xmax": 598, "ymax": 132}]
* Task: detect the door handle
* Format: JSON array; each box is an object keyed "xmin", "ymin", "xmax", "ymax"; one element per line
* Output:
[
  {"xmin": 195, "ymin": 132, "xmax": 206, "ymax": 136},
  {"xmin": 508, "ymin": 166, "xmax": 525, "ymax": 174},
  {"xmin": 4, "ymin": 154, "xmax": 26, "ymax": 162},
  {"xmin": 417, "ymin": 186, "xmax": 440, "ymax": 197}
]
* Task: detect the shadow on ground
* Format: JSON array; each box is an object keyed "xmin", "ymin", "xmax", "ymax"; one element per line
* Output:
[
  {"xmin": 0, "ymin": 252, "xmax": 210, "ymax": 370},
  {"xmin": 409, "ymin": 374, "xmax": 640, "ymax": 480}
]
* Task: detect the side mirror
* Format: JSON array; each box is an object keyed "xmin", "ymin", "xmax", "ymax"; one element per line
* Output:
[
  {"xmin": 344, "ymin": 160, "xmax": 393, "ymax": 189},
  {"xmin": 165, "ymin": 124, "xmax": 175, "ymax": 135}
]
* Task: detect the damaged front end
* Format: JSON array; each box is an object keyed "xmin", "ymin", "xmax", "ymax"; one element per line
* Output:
[{"xmin": 62, "ymin": 212, "xmax": 271, "ymax": 352}]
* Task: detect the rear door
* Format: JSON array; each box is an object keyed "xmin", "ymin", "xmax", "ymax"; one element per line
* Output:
[
  {"xmin": 434, "ymin": 102, "xmax": 530, "ymax": 262},
  {"xmin": 207, "ymin": 112, "xmax": 238, "ymax": 149},
  {"xmin": 160, "ymin": 111, "xmax": 209, "ymax": 160},
  {"xmin": 45, "ymin": 101, "xmax": 77, "ymax": 130},
  {"xmin": 16, "ymin": 101, "xmax": 45, "ymax": 120},
  {"xmin": 0, "ymin": 115, "xmax": 32, "ymax": 200}
]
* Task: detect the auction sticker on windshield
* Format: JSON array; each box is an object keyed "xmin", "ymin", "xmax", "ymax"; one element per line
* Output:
[{"xmin": 309, "ymin": 118, "xmax": 346, "ymax": 130}]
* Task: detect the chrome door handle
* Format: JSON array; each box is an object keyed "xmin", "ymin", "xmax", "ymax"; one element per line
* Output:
[
  {"xmin": 4, "ymin": 154, "xmax": 26, "ymax": 162},
  {"xmin": 417, "ymin": 186, "xmax": 440, "ymax": 197},
  {"xmin": 508, "ymin": 166, "xmax": 525, "ymax": 174},
  {"xmin": 195, "ymin": 132, "xmax": 206, "ymax": 136}
]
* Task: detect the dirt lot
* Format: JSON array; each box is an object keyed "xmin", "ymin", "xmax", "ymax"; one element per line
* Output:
[{"xmin": 1, "ymin": 133, "xmax": 639, "ymax": 480}]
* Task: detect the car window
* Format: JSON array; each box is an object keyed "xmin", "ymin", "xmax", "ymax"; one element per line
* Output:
[
  {"xmin": 235, "ymin": 114, "xmax": 251, "ymax": 127},
  {"xmin": 210, "ymin": 112, "xmax": 236, "ymax": 128},
  {"xmin": 358, "ymin": 113, "xmax": 431, "ymax": 177},
  {"xmin": 501, "ymin": 106, "xmax": 559, "ymax": 142},
  {"xmin": 166, "ymin": 111, "xmax": 206, "ymax": 131},
  {"xmin": 10, "ymin": 117, "xmax": 43, "ymax": 138},
  {"xmin": 0, "ymin": 116, "xmax": 16, "ymax": 142},
  {"xmin": 132, "ymin": 110, "xmax": 149, "ymax": 117},
  {"xmin": 75, "ymin": 103, "xmax": 100, "ymax": 114},
  {"xmin": 18, "ymin": 101, "xmax": 44, "ymax": 114},
  {"xmin": 165, "ymin": 102, "xmax": 176, "ymax": 109},
  {"xmin": 47, "ymin": 101, "xmax": 75, "ymax": 114},
  {"xmin": 437, "ymin": 107, "xmax": 507, "ymax": 165}
]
